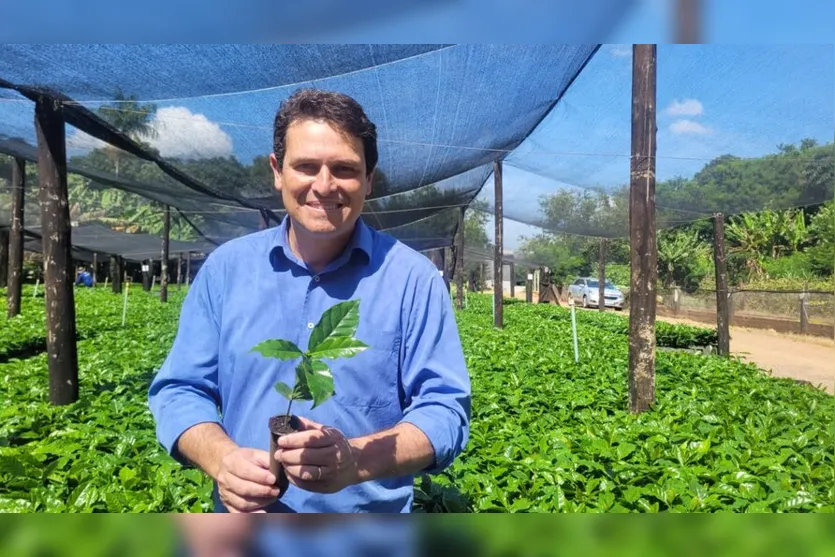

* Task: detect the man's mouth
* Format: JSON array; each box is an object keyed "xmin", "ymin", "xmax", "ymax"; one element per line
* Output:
[{"xmin": 306, "ymin": 201, "xmax": 344, "ymax": 211}]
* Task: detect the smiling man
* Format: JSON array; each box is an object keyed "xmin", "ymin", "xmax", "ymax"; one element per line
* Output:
[{"xmin": 148, "ymin": 88, "xmax": 471, "ymax": 513}]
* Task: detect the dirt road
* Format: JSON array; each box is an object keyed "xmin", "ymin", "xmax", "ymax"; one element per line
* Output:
[{"xmin": 654, "ymin": 314, "xmax": 834, "ymax": 394}]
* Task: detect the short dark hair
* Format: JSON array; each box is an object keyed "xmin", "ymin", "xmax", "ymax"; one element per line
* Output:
[{"xmin": 273, "ymin": 88, "xmax": 378, "ymax": 175}]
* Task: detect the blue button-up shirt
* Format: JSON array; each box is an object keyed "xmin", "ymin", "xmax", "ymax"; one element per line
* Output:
[{"xmin": 148, "ymin": 216, "xmax": 471, "ymax": 513}]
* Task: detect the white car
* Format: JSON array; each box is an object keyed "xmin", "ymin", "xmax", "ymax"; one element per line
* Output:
[{"xmin": 567, "ymin": 277, "xmax": 624, "ymax": 310}]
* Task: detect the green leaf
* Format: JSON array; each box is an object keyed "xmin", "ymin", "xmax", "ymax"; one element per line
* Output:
[
  {"xmin": 250, "ymin": 339, "xmax": 303, "ymax": 361},
  {"xmin": 307, "ymin": 300, "xmax": 362, "ymax": 354},
  {"xmin": 597, "ymin": 491, "xmax": 615, "ymax": 511},
  {"xmin": 274, "ymin": 381, "xmax": 298, "ymax": 401},
  {"xmin": 308, "ymin": 337, "xmax": 369, "ymax": 360},
  {"xmin": 303, "ymin": 359, "xmax": 335, "ymax": 408},
  {"xmin": 616, "ymin": 442, "xmax": 637, "ymax": 460}
]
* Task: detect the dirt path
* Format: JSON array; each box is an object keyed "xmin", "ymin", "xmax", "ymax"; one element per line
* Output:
[{"xmin": 656, "ymin": 314, "xmax": 834, "ymax": 395}]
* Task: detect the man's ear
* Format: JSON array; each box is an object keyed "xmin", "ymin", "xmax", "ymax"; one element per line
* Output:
[
  {"xmin": 366, "ymin": 169, "xmax": 375, "ymax": 197},
  {"xmin": 270, "ymin": 153, "xmax": 283, "ymax": 192}
]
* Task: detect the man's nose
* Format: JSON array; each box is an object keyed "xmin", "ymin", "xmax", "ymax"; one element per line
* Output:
[{"xmin": 310, "ymin": 167, "xmax": 337, "ymax": 194}]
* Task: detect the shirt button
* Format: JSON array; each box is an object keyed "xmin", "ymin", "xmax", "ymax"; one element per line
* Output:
[
  {"xmin": 308, "ymin": 322, "xmax": 314, "ymax": 329},
  {"xmin": 313, "ymin": 275, "xmax": 320, "ymax": 282}
]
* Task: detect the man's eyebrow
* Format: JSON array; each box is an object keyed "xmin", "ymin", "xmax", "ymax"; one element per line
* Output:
[{"xmin": 289, "ymin": 157, "xmax": 362, "ymax": 166}]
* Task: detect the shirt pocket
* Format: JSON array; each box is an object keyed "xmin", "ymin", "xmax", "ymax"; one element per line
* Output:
[{"xmin": 331, "ymin": 327, "xmax": 401, "ymax": 410}]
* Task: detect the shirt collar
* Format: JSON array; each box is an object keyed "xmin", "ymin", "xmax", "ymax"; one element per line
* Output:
[{"xmin": 272, "ymin": 214, "xmax": 373, "ymax": 272}]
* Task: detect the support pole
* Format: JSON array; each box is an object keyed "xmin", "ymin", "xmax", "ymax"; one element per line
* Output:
[
  {"xmin": 493, "ymin": 160, "xmax": 503, "ymax": 328},
  {"xmin": 674, "ymin": 0, "xmax": 701, "ymax": 43},
  {"xmin": 7, "ymin": 157, "xmax": 25, "ymax": 317},
  {"xmin": 92, "ymin": 252, "xmax": 98, "ymax": 285},
  {"xmin": 177, "ymin": 252, "xmax": 183, "ymax": 290},
  {"xmin": 186, "ymin": 252, "xmax": 192, "ymax": 285},
  {"xmin": 799, "ymin": 292, "xmax": 809, "ymax": 335},
  {"xmin": 526, "ymin": 268, "xmax": 533, "ymax": 303},
  {"xmin": 142, "ymin": 259, "xmax": 152, "ymax": 292},
  {"xmin": 111, "ymin": 254, "xmax": 122, "ymax": 294},
  {"xmin": 598, "ymin": 238, "xmax": 607, "ymax": 311},
  {"xmin": 713, "ymin": 213, "xmax": 730, "ymax": 355},
  {"xmin": 509, "ymin": 262, "xmax": 515, "ymax": 299},
  {"xmin": 0, "ymin": 229, "xmax": 7, "ymax": 289},
  {"xmin": 628, "ymin": 44, "xmax": 658, "ymax": 413},
  {"xmin": 442, "ymin": 247, "xmax": 451, "ymax": 294},
  {"xmin": 160, "ymin": 205, "xmax": 170, "ymax": 303},
  {"xmin": 455, "ymin": 206, "xmax": 465, "ymax": 310},
  {"xmin": 35, "ymin": 96, "xmax": 78, "ymax": 406}
]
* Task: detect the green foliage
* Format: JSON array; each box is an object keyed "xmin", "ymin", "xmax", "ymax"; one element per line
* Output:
[
  {"xmin": 594, "ymin": 263, "xmax": 630, "ymax": 288},
  {"xmin": 250, "ymin": 300, "xmax": 368, "ymax": 411},
  {"xmin": 0, "ymin": 288, "xmax": 213, "ymax": 513},
  {"xmin": 1, "ymin": 289, "xmax": 831, "ymax": 513},
  {"xmin": 415, "ymin": 295, "xmax": 833, "ymax": 513},
  {"xmin": 656, "ymin": 228, "xmax": 713, "ymax": 291},
  {"xmin": 808, "ymin": 202, "xmax": 834, "ymax": 277},
  {"xmin": 761, "ymin": 252, "xmax": 816, "ymax": 281}
]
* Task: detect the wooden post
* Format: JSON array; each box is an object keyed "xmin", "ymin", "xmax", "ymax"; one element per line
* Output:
[
  {"xmin": 442, "ymin": 247, "xmax": 451, "ymax": 294},
  {"xmin": 35, "ymin": 96, "xmax": 79, "ymax": 406},
  {"xmin": 110, "ymin": 254, "xmax": 122, "ymax": 294},
  {"xmin": 0, "ymin": 229, "xmax": 7, "ymax": 289},
  {"xmin": 628, "ymin": 44, "xmax": 658, "ymax": 414},
  {"xmin": 598, "ymin": 238, "xmax": 607, "ymax": 311},
  {"xmin": 675, "ymin": 0, "xmax": 701, "ymax": 43},
  {"xmin": 526, "ymin": 268, "xmax": 533, "ymax": 303},
  {"xmin": 160, "ymin": 205, "xmax": 170, "ymax": 303},
  {"xmin": 455, "ymin": 206, "xmax": 464, "ymax": 310},
  {"xmin": 509, "ymin": 262, "xmax": 515, "ymax": 299},
  {"xmin": 493, "ymin": 160, "xmax": 503, "ymax": 328},
  {"xmin": 142, "ymin": 259, "xmax": 152, "ymax": 292},
  {"xmin": 177, "ymin": 252, "xmax": 183, "ymax": 290},
  {"xmin": 186, "ymin": 252, "xmax": 192, "ymax": 285},
  {"xmin": 799, "ymin": 292, "xmax": 809, "ymax": 335},
  {"xmin": 712, "ymin": 213, "xmax": 730, "ymax": 356},
  {"xmin": 7, "ymin": 158, "xmax": 25, "ymax": 317}
]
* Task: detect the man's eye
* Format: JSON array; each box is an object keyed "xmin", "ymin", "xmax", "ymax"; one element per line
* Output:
[
  {"xmin": 296, "ymin": 164, "xmax": 318, "ymax": 174},
  {"xmin": 333, "ymin": 166, "xmax": 358, "ymax": 177}
]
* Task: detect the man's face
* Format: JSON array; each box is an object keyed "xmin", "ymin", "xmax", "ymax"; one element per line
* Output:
[{"xmin": 271, "ymin": 119, "xmax": 373, "ymax": 239}]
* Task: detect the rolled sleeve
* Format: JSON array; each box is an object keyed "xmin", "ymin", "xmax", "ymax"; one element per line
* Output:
[
  {"xmin": 399, "ymin": 268, "xmax": 471, "ymax": 474},
  {"xmin": 147, "ymin": 257, "xmax": 224, "ymax": 465}
]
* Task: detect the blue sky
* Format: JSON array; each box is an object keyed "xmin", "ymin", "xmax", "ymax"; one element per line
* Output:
[
  {"xmin": 481, "ymin": 42, "xmax": 834, "ymax": 249},
  {"xmin": 2, "ymin": 43, "xmax": 832, "ymax": 250}
]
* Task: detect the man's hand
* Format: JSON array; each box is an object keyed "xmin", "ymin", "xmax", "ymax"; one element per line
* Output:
[
  {"xmin": 216, "ymin": 448, "xmax": 281, "ymax": 513},
  {"xmin": 276, "ymin": 416, "xmax": 359, "ymax": 494}
]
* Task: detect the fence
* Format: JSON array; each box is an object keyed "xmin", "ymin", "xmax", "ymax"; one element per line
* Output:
[{"xmin": 658, "ymin": 287, "xmax": 835, "ymax": 338}]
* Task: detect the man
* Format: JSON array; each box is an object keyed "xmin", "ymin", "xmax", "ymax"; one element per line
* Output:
[
  {"xmin": 75, "ymin": 266, "xmax": 94, "ymax": 287},
  {"xmin": 148, "ymin": 88, "xmax": 471, "ymax": 513}
]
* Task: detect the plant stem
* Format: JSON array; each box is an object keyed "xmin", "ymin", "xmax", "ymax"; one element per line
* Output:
[{"xmin": 286, "ymin": 397, "xmax": 294, "ymax": 418}]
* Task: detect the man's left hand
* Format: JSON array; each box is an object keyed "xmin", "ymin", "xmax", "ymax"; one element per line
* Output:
[{"xmin": 276, "ymin": 416, "xmax": 360, "ymax": 493}]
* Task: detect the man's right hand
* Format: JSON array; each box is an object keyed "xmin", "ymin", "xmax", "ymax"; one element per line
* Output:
[{"xmin": 215, "ymin": 447, "xmax": 281, "ymax": 513}]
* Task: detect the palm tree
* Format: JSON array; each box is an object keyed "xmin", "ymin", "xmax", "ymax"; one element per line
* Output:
[{"xmin": 96, "ymin": 87, "xmax": 158, "ymax": 175}]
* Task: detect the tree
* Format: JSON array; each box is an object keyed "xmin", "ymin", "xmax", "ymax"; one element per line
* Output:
[
  {"xmin": 95, "ymin": 87, "xmax": 159, "ymax": 176},
  {"xmin": 656, "ymin": 228, "xmax": 711, "ymax": 290},
  {"xmin": 808, "ymin": 202, "xmax": 834, "ymax": 277}
]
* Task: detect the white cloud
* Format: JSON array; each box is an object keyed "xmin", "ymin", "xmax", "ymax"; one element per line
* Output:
[
  {"xmin": 670, "ymin": 119, "xmax": 711, "ymax": 135},
  {"xmin": 67, "ymin": 106, "xmax": 234, "ymax": 160},
  {"xmin": 150, "ymin": 106, "xmax": 233, "ymax": 160},
  {"xmin": 610, "ymin": 45, "xmax": 631, "ymax": 57},
  {"xmin": 66, "ymin": 130, "xmax": 106, "ymax": 152},
  {"xmin": 665, "ymin": 99, "xmax": 704, "ymax": 117}
]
